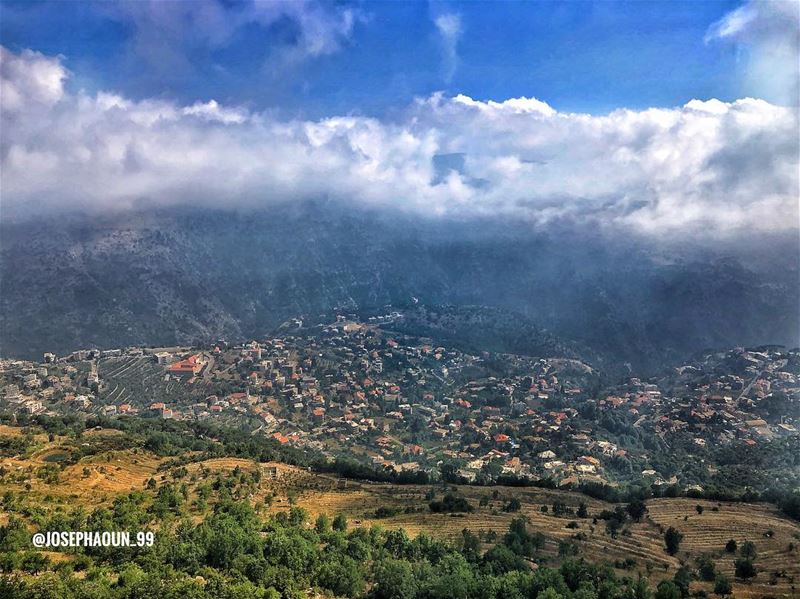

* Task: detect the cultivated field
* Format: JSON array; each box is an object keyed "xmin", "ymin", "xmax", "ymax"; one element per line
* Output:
[{"xmin": 1, "ymin": 432, "xmax": 798, "ymax": 597}]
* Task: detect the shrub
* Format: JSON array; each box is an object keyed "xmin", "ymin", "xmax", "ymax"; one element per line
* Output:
[
  {"xmin": 714, "ymin": 575, "xmax": 732, "ymax": 596},
  {"xmin": 734, "ymin": 557, "xmax": 757, "ymax": 580},
  {"xmin": 429, "ymin": 493, "xmax": 473, "ymax": 513},
  {"xmin": 664, "ymin": 527, "xmax": 683, "ymax": 556}
]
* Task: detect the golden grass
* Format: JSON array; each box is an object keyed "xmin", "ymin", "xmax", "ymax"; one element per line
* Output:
[{"xmin": 1, "ymin": 441, "xmax": 797, "ymax": 597}]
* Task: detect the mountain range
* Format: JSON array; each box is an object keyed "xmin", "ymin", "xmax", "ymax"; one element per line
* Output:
[{"xmin": 1, "ymin": 202, "xmax": 797, "ymax": 374}]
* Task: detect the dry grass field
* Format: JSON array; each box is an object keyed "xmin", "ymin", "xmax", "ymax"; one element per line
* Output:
[
  {"xmin": 1, "ymin": 438, "xmax": 798, "ymax": 597},
  {"xmin": 271, "ymin": 478, "xmax": 800, "ymax": 597},
  {"xmin": 0, "ymin": 429, "xmax": 166, "ymax": 511}
]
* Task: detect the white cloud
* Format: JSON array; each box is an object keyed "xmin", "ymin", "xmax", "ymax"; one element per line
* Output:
[
  {"xmin": 706, "ymin": 0, "xmax": 800, "ymax": 106},
  {"xmin": 0, "ymin": 46, "xmax": 67, "ymax": 113},
  {"xmin": 103, "ymin": 0, "xmax": 361, "ymax": 74},
  {"xmin": 1, "ymin": 46, "xmax": 797, "ymax": 240},
  {"xmin": 433, "ymin": 12, "xmax": 463, "ymax": 82}
]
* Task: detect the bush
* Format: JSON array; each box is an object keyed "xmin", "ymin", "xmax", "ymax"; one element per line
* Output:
[
  {"xmin": 626, "ymin": 499, "xmax": 648, "ymax": 521},
  {"xmin": 734, "ymin": 557, "xmax": 757, "ymax": 580},
  {"xmin": 429, "ymin": 493, "xmax": 473, "ymax": 514},
  {"xmin": 655, "ymin": 580, "xmax": 681, "ymax": 599},
  {"xmin": 714, "ymin": 575, "xmax": 732, "ymax": 596},
  {"xmin": 332, "ymin": 513, "xmax": 347, "ymax": 532},
  {"xmin": 373, "ymin": 506, "xmax": 403, "ymax": 518},
  {"xmin": 697, "ymin": 554, "xmax": 716, "ymax": 581},
  {"xmin": 739, "ymin": 540, "xmax": 757, "ymax": 560},
  {"xmin": 664, "ymin": 527, "xmax": 683, "ymax": 556}
]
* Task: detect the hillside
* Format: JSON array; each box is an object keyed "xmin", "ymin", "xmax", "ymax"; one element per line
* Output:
[
  {"xmin": 1, "ymin": 423, "xmax": 798, "ymax": 598},
  {"xmin": 2, "ymin": 207, "xmax": 797, "ymax": 374}
]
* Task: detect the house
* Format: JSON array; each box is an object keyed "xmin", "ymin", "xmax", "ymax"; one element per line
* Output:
[
  {"xmin": 168, "ymin": 354, "xmax": 204, "ymax": 377},
  {"xmin": 153, "ymin": 352, "xmax": 172, "ymax": 365},
  {"xmin": 23, "ymin": 400, "xmax": 44, "ymax": 414},
  {"xmin": 74, "ymin": 395, "xmax": 92, "ymax": 409}
]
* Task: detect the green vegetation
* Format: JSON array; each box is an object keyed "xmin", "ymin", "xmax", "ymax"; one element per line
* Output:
[
  {"xmin": 1, "ymin": 497, "xmax": 669, "ymax": 599},
  {"xmin": 663, "ymin": 527, "xmax": 683, "ymax": 556},
  {"xmin": 713, "ymin": 575, "xmax": 732, "ymax": 597},
  {"xmin": 428, "ymin": 493, "xmax": 473, "ymax": 514}
]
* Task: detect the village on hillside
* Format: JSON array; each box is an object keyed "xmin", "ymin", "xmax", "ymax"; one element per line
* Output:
[{"xmin": 2, "ymin": 314, "xmax": 798, "ymax": 492}]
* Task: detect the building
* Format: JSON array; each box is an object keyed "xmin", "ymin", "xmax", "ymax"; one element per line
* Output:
[{"xmin": 168, "ymin": 354, "xmax": 204, "ymax": 377}]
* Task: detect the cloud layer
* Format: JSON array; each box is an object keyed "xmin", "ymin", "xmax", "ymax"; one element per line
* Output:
[
  {"xmin": 1, "ymin": 45, "xmax": 797, "ymax": 239},
  {"xmin": 706, "ymin": 0, "xmax": 799, "ymax": 106}
]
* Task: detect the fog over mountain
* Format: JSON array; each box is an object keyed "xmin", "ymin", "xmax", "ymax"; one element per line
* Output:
[
  {"xmin": 0, "ymin": 25, "xmax": 798, "ymax": 372},
  {"xmin": 1, "ymin": 204, "xmax": 797, "ymax": 374}
]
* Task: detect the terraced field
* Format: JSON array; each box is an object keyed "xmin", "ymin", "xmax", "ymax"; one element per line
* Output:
[
  {"xmin": 97, "ymin": 356, "xmax": 208, "ymax": 408},
  {"xmin": 648, "ymin": 498, "xmax": 799, "ymax": 598},
  {"xmin": 1, "ymin": 436, "xmax": 798, "ymax": 597},
  {"xmin": 286, "ymin": 481, "xmax": 799, "ymax": 597}
]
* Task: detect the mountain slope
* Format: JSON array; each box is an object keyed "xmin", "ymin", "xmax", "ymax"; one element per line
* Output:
[{"xmin": 1, "ymin": 205, "xmax": 797, "ymax": 373}]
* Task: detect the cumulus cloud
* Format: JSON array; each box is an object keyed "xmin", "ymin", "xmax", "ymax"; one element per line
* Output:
[
  {"xmin": 433, "ymin": 12, "xmax": 463, "ymax": 82},
  {"xmin": 0, "ymin": 46, "xmax": 67, "ymax": 113},
  {"xmin": 705, "ymin": 0, "xmax": 800, "ymax": 106},
  {"xmin": 1, "ymin": 46, "xmax": 797, "ymax": 240}
]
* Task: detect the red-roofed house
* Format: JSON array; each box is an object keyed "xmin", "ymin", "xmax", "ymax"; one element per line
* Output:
[{"xmin": 168, "ymin": 354, "xmax": 203, "ymax": 377}]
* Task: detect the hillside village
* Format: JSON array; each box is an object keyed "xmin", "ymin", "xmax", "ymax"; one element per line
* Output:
[{"xmin": 2, "ymin": 315, "xmax": 798, "ymax": 493}]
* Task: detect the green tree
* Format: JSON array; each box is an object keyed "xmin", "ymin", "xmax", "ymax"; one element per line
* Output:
[
  {"xmin": 314, "ymin": 513, "xmax": 330, "ymax": 534},
  {"xmin": 370, "ymin": 559, "xmax": 417, "ymax": 599},
  {"xmin": 627, "ymin": 499, "xmax": 648, "ymax": 521},
  {"xmin": 664, "ymin": 527, "xmax": 683, "ymax": 556},
  {"xmin": 739, "ymin": 540, "xmax": 757, "ymax": 560},
  {"xmin": 734, "ymin": 557, "xmax": 757, "ymax": 580},
  {"xmin": 316, "ymin": 554, "xmax": 364, "ymax": 597},
  {"xmin": 332, "ymin": 513, "xmax": 347, "ymax": 532},
  {"xmin": 714, "ymin": 575, "xmax": 732, "ymax": 596},
  {"xmin": 460, "ymin": 528, "xmax": 481, "ymax": 562},
  {"xmin": 20, "ymin": 551, "xmax": 50, "ymax": 574},
  {"xmin": 696, "ymin": 554, "xmax": 716, "ymax": 582},
  {"xmin": 673, "ymin": 566, "xmax": 692, "ymax": 597},
  {"xmin": 482, "ymin": 544, "xmax": 527, "ymax": 575},
  {"xmin": 654, "ymin": 581, "xmax": 681, "ymax": 599}
]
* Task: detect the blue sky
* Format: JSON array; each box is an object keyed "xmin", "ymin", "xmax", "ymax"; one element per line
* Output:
[
  {"xmin": 0, "ymin": 0, "xmax": 762, "ymax": 117},
  {"xmin": 1, "ymin": 1, "xmax": 797, "ymax": 234}
]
